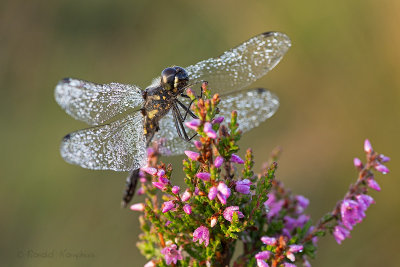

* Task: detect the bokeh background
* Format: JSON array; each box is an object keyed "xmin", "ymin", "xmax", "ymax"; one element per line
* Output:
[{"xmin": 1, "ymin": 0, "xmax": 399, "ymax": 266}]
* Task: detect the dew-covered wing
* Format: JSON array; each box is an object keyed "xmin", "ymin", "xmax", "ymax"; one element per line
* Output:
[
  {"xmin": 218, "ymin": 88, "xmax": 279, "ymax": 133},
  {"xmin": 60, "ymin": 112, "xmax": 147, "ymax": 171},
  {"xmin": 153, "ymin": 110, "xmax": 196, "ymax": 156},
  {"xmin": 154, "ymin": 88, "xmax": 279, "ymax": 156},
  {"xmin": 185, "ymin": 32, "xmax": 291, "ymax": 95},
  {"xmin": 55, "ymin": 78, "xmax": 144, "ymax": 126}
]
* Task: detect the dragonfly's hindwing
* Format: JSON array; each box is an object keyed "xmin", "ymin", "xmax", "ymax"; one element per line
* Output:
[
  {"xmin": 154, "ymin": 88, "xmax": 279, "ymax": 156},
  {"xmin": 218, "ymin": 88, "xmax": 279, "ymax": 133},
  {"xmin": 60, "ymin": 112, "xmax": 147, "ymax": 171}
]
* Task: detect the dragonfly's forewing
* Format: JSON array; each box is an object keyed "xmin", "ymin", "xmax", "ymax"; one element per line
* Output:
[
  {"xmin": 60, "ymin": 112, "xmax": 147, "ymax": 171},
  {"xmin": 55, "ymin": 78, "xmax": 144, "ymax": 126},
  {"xmin": 154, "ymin": 88, "xmax": 279, "ymax": 156},
  {"xmin": 185, "ymin": 32, "xmax": 291, "ymax": 95}
]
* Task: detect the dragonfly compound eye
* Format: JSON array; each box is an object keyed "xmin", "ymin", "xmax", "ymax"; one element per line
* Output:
[
  {"xmin": 173, "ymin": 66, "xmax": 189, "ymax": 90},
  {"xmin": 161, "ymin": 67, "xmax": 177, "ymax": 91}
]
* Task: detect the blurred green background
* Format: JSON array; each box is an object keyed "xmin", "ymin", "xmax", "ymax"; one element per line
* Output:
[{"xmin": 1, "ymin": 0, "xmax": 399, "ymax": 266}]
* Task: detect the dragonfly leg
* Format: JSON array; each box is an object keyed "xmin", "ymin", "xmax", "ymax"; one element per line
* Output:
[
  {"xmin": 172, "ymin": 103, "xmax": 192, "ymax": 141},
  {"xmin": 172, "ymin": 106, "xmax": 185, "ymax": 140},
  {"xmin": 178, "ymin": 83, "xmax": 205, "ymax": 120},
  {"xmin": 176, "ymin": 99, "xmax": 197, "ymax": 120}
]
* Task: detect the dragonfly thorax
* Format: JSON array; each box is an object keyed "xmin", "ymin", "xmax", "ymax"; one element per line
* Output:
[{"xmin": 160, "ymin": 66, "xmax": 189, "ymax": 95}]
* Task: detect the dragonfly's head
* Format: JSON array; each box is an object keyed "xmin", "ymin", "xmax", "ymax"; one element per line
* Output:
[{"xmin": 161, "ymin": 66, "xmax": 189, "ymax": 95}]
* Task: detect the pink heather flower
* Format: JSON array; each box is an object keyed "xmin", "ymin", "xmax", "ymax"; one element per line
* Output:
[
  {"xmin": 333, "ymin": 223, "xmax": 351, "ymax": 244},
  {"xmin": 193, "ymin": 226, "xmax": 210, "ymax": 247},
  {"xmin": 353, "ymin": 157, "xmax": 363, "ymax": 168},
  {"xmin": 146, "ymin": 147, "xmax": 155, "ymax": 156},
  {"xmin": 286, "ymin": 252, "xmax": 295, "ymax": 262},
  {"xmin": 364, "ymin": 139, "xmax": 373, "ymax": 153},
  {"xmin": 375, "ymin": 163, "xmax": 389, "ymax": 174},
  {"xmin": 210, "ymin": 217, "xmax": 217, "ymax": 228},
  {"xmin": 284, "ymin": 215, "xmax": 310, "ymax": 231},
  {"xmin": 157, "ymin": 169, "xmax": 165, "ymax": 178},
  {"xmin": 308, "ymin": 226, "xmax": 318, "ymax": 246},
  {"xmin": 136, "ymin": 187, "xmax": 145, "ymax": 195},
  {"xmin": 214, "ymin": 156, "xmax": 224, "ymax": 168},
  {"xmin": 289, "ymin": 245, "xmax": 303, "ymax": 253},
  {"xmin": 185, "ymin": 150, "xmax": 200, "ymax": 161},
  {"xmin": 186, "ymin": 88, "xmax": 195, "ymax": 97},
  {"xmin": 230, "ymin": 153, "xmax": 244, "ymax": 164},
  {"xmin": 235, "ymin": 179, "xmax": 252, "ymax": 194},
  {"xmin": 144, "ymin": 260, "xmax": 156, "ymax": 267},
  {"xmin": 265, "ymin": 194, "xmax": 284, "ymax": 220},
  {"xmin": 282, "ymin": 228, "xmax": 292, "ymax": 239},
  {"xmin": 171, "ymin": 186, "xmax": 180, "ymax": 195},
  {"xmin": 303, "ymin": 257, "xmax": 311, "ymax": 267},
  {"xmin": 204, "ymin": 122, "xmax": 217, "ymax": 139},
  {"xmin": 196, "ymin": 172, "xmax": 211, "ymax": 181},
  {"xmin": 261, "ymin": 236, "xmax": 277, "ymax": 246},
  {"xmin": 181, "ymin": 190, "xmax": 191, "ymax": 202},
  {"xmin": 340, "ymin": 199, "xmax": 363, "ymax": 229},
  {"xmin": 223, "ymin": 206, "xmax": 244, "ymax": 222},
  {"xmin": 185, "ymin": 119, "xmax": 201, "ymax": 130},
  {"xmin": 159, "ymin": 176, "xmax": 169, "ymax": 184},
  {"xmin": 130, "ymin": 203, "xmax": 145, "ymax": 212},
  {"xmin": 160, "ymin": 244, "xmax": 183, "ymax": 265},
  {"xmin": 283, "ymin": 263, "xmax": 296, "ymax": 267},
  {"xmin": 256, "ymin": 259, "xmax": 269, "ymax": 267},
  {"xmin": 208, "ymin": 186, "xmax": 218, "ymax": 200},
  {"xmin": 142, "ymin": 166, "xmax": 157, "ymax": 176},
  {"xmin": 212, "ymin": 116, "xmax": 224, "ymax": 124},
  {"xmin": 295, "ymin": 195, "xmax": 309, "ymax": 213},
  {"xmin": 379, "ymin": 154, "xmax": 390, "ymax": 163},
  {"xmin": 367, "ymin": 178, "xmax": 381, "ymax": 191},
  {"xmin": 356, "ymin": 194, "xmax": 374, "ymax": 210},
  {"xmin": 284, "ymin": 216, "xmax": 297, "ymax": 231},
  {"xmin": 165, "ymin": 220, "xmax": 172, "ymax": 226},
  {"xmin": 162, "ymin": 200, "xmax": 175, "ymax": 213},
  {"xmin": 255, "ymin": 251, "xmax": 271, "ymax": 260},
  {"xmin": 153, "ymin": 182, "xmax": 166, "ymax": 191},
  {"xmin": 217, "ymin": 182, "xmax": 231, "ymax": 204},
  {"xmin": 194, "ymin": 140, "xmax": 202, "ymax": 149},
  {"xmin": 183, "ymin": 204, "xmax": 192, "ymax": 215}
]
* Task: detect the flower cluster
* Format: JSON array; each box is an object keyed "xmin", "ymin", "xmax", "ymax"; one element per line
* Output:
[{"xmin": 131, "ymin": 83, "xmax": 390, "ymax": 267}]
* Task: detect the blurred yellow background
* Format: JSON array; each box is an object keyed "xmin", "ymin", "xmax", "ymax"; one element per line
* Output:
[{"xmin": 1, "ymin": 0, "xmax": 399, "ymax": 266}]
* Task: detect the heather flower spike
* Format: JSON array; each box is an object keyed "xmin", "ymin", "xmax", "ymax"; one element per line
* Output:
[
  {"xmin": 134, "ymin": 83, "xmax": 390, "ymax": 265},
  {"xmin": 55, "ymin": 32, "xmax": 390, "ymax": 265}
]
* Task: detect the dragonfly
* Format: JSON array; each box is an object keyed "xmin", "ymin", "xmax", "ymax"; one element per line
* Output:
[{"xmin": 54, "ymin": 31, "xmax": 291, "ymax": 206}]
